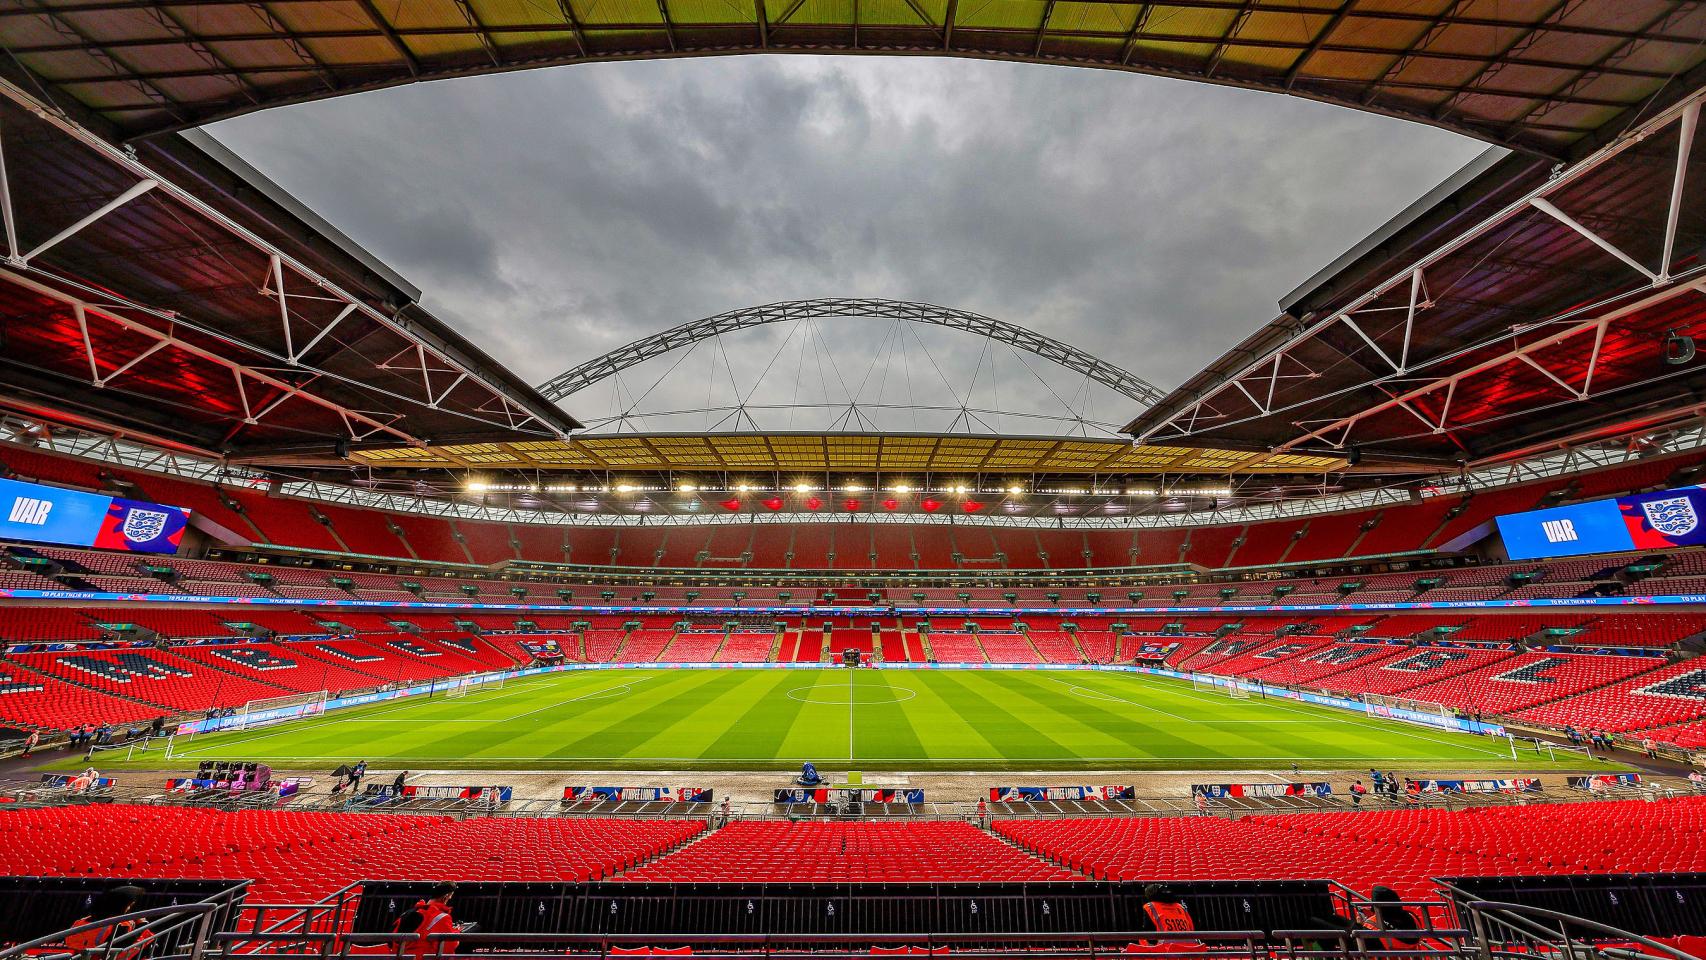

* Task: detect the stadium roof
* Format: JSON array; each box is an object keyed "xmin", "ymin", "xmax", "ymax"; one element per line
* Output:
[
  {"xmin": 4, "ymin": 0, "xmax": 1706, "ymax": 158},
  {"xmin": 337, "ymin": 431, "xmax": 1345, "ymax": 475},
  {"xmin": 1128, "ymin": 84, "xmax": 1706, "ymax": 468},
  {"xmin": 0, "ymin": 78, "xmax": 580, "ymax": 459}
]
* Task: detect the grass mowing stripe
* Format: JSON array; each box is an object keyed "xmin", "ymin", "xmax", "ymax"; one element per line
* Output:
[{"xmin": 103, "ymin": 667, "xmax": 1616, "ymax": 772}]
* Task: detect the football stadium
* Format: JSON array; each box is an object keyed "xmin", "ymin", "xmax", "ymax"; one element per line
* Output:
[{"xmin": 2, "ymin": 3, "xmax": 1706, "ymax": 960}]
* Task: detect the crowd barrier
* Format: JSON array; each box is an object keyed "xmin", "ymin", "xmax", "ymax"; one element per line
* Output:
[
  {"xmin": 564, "ymin": 787, "xmax": 713, "ymax": 802},
  {"xmin": 988, "ymin": 786, "xmax": 1135, "ymax": 801}
]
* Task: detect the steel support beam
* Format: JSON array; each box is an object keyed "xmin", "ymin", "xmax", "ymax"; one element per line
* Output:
[{"xmin": 535, "ymin": 298, "xmax": 1169, "ymax": 407}]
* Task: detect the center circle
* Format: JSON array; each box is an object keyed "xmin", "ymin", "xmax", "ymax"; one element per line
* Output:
[{"xmin": 786, "ymin": 684, "xmax": 918, "ymax": 705}]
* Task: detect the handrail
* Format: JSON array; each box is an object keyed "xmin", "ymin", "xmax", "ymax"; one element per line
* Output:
[
  {"xmin": 1456, "ymin": 899, "xmax": 1702, "ymax": 960},
  {"xmin": 0, "ymin": 903, "xmax": 224, "ymax": 960}
]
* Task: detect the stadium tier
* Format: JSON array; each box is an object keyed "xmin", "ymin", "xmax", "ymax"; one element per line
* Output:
[
  {"xmin": 0, "ymin": 800, "xmax": 1703, "ymax": 903},
  {"xmin": 5, "ymin": 443, "xmax": 1706, "ymax": 572},
  {"xmin": 0, "ymin": 806, "xmax": 705, "ymax": 901},
  {"xmin": 995, "ymin": 797, "xmax": 1706, "ymax": 899}
]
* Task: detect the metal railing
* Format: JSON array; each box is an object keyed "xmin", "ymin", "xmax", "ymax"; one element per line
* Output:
[
  {"xmin": 0, "ymin": 885, "xmax": 249, "ymax": 960},
  {"xmin": 211, "ymin": 928, "xmax": 1295, "ymax": 960},
  {"xmin": 1454, "ymin": 899, "xmax": 1703, "ymax": 960}
]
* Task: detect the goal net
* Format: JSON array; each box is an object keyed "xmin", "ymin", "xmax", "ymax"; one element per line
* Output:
[
  {"xmin": 1364, "ymin": 694, "xmax": 1451, "ymax": 723},
  {"xmin": 233, "ymin": 690, "xmax": 328, "ymax": 732},
  {"xmin": 446, "ymin": 672, "xmax": 507, "ymax": 698},
  {"xmin": 1225, "ymin": 682, "xmax": 1252, "ymax": 700}
]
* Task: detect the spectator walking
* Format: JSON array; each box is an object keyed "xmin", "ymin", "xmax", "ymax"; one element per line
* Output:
[
  {"xmin": 395, "ymin": 882, "xmax": 464, "ymax": 960},
  {"xmin": 1350, "ymin": 780, "xmax": 1366, "ymax": 807},
  {"xmin": 22, "ymin": 730, "xmax": 39, "ymax": 758}
]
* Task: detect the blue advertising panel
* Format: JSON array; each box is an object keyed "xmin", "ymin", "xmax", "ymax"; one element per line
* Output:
[
  {"xmin": 1497, "ymin": 483, "xmax": 1706, "ymax": 560},
  {"xmin": 0, "ymin": 477, "xmax": 191, "ymax": 553}
]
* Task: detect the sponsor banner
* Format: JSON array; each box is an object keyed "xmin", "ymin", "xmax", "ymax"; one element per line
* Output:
[
  {"xmin": 771, "ymin": 788, "xmax": 924, "ymax": 804},
  {"xmin": 1193, "ymin": 782, "xmax": 1331, "ymax": 799},
  {"xmin": 1497, "ymin": 483, "xmax": 1706, "ymax": 559},
  {"xmin": 0, "ymin": 476, "xmax": 190, "ymax": 554},
  {"xmin": 563, "ymin": 786, "xmax": 713, "ymax": 802},
  {"xmin": 1568, "ymin": 773, "xmax": 1643, "ymax": 790},
  {"xmin": 1405, "ymin": 778, "xmax": 1541, "ymax": 793},
  {"xmin": 988, "ymin": 785, "xmax": 1134, "ymax": 802},
  {"xmin": 397, "ymin": 785, "xmax": 513, "ymax": 802}
]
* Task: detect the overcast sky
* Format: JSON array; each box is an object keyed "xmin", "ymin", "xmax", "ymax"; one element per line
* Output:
[{"xmin": 208, "ymin": 55, "xmax": 1487, "ymax": 435}]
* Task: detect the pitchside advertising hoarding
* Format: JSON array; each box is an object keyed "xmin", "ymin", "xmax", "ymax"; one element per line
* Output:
[
  {"xmin": 0, "ymin": 476, "xmax": 190, "ymax": 554},
  {"xmin": 1496, "ymin": 483, "xmax": 1706, "ymax": 560}
]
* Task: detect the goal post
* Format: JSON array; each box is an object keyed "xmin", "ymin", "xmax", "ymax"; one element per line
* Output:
[
  {"xmin": 1364, "ymin": 693, "xmax": 1451, "ymax": 723},
  {"xmin": 233, "ymin": 689, "xmax": 328, "ymax": 732},
  {"xmin": 445, "ymin": 672, "xmax": 507, "ymax": 698}
]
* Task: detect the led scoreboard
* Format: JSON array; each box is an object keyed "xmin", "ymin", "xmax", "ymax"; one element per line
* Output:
[
  {"xmin": 1496, "ymin": 484, "xmax": 1706, "ymax": 560},
  {"xmin": 0, "ymin": 476, "xmax": 191, "ymax": 554}
]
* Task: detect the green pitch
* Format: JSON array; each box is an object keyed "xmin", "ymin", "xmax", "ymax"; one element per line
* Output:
[{"xmin": 122, "ymin": 668, "xmax": 1605, "ymax": 771}]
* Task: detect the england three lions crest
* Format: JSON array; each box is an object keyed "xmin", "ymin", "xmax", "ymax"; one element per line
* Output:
[
  {"xmin": 121, "ymin": 507, "xmax": 169, "ymax": 543},
  {"xmin": 1641, "ymin": 496, "xmax": 1698, "ymax": 538}
]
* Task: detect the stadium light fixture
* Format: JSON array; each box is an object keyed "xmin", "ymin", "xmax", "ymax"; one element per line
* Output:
[
  {"xmin": 792, "ymin": 482, "xmax": 814, "ymax": 494},
  {"xmin": 678, "ymin": 482, "xmax": 698, "ymax": 493},
  {"xmin": 1005, "ymin": 485, "xmax": 1025, "ymax": 496},
  {"xmin": 891, "ymin": 483, "xmax": 913, "ymax": 494}
]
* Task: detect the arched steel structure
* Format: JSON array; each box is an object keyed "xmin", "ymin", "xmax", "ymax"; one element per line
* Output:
[{"xmin": 535, "ymin": 298, "xmax": 1168, "ymax": 407}]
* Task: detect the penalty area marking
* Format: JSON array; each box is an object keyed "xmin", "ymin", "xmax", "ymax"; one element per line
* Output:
[{"xmin": 786, "ymin": 684, "xmax": 918, "ymax": 706}]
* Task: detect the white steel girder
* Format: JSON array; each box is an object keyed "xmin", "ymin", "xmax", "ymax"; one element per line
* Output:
[
  {"xmin": 0, "ymin": 76, "xmax": 568, "ymax": 443},
  {"xmin": 0, "ymin": 266, "xmax": 426, "ymax": 445},
  {"xmin": 1135, "ymin": 84, "xmax": 1706, "ymax": 448}
]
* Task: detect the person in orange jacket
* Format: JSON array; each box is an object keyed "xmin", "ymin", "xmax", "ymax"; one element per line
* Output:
[
  {"xmin": 1137, "ymin": 884, "xmax": 1198, "ymax": 947},
  {"xmin": 396, "ymin": 882, "xmax": 462, "ymax": 959},
  {"xmin": 67, "ymin": 884, "xmax": 154, "ymax": 959}
]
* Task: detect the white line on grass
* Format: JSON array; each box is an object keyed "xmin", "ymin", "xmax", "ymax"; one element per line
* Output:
[
  {"xmin": 499, "ymin": 676, "xmax": 656, "ymax": 722},
  {"xmin": 1128, "ymin": 672, "xmax": 1508, "ymax": 759},
  {"xmin": 1043, "ymin": 675, "xmax": 1197, "ymax": 722}
]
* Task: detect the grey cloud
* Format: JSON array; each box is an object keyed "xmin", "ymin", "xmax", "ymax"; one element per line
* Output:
[{"xmin": 208, "ymin": 55, "xmax": 1486, "ymax": 433}]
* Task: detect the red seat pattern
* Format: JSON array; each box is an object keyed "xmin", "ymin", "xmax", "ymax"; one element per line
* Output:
[
  {"xmin": 621, "ymin": 630, "xmax": 678, "ymax": 662},
  {"xmin": 1396, "ymin": 652, "xmax": 1661, "ymax": 716},
  {"xmin": 0, "ymin": 607, "xmax": 104, "ymax": 642},
  {"xmin": 1304, "ymin": 645, "xmax": 1517, "ymax": 697},
  {"xmin": 0, "ymin": 806, "xmax": 703, "ymax": 902},
  {"xmin": 171, "ymin": 641, "xmax": 382, "ymax": 695},
  {"xmin": 1026, "ymin": 631, "xmax": 1083, "ymax": 663},
  {"xmin": 663, "ymin": 632, "xmax": 725, "ymax": 661},
  {"xmin": 1568, "ymin": 614, "xmax": 1706, "ymax": 648},
  {"xmin": 1510, "ymin": 659, "xmax": 1706, "ymax": 732},
  {"xmin": 6, "ymin": 441, "xmax": 1705, "ymax": 570},
  {"xmin": 0, "ymin": 661, "xmax": 162, "ymax": 729},
  {"xmin": 15, "ymin": 649, "xmax": 291, "ymax": 712},
  {"xmin": 923, "ymin": 632, "xmax": 986, "ymax": 663},
  {"xmin": 718, "ymin": 632, "xmax": 775, "ymax": 661},
  {"xmin": 996, "ymin": 797, "xmax": 1706, "ymax": 900},
  {"xmin": 977, "ymin": 633, "xmax": 1043, "ymax": 663},
  {"xmin": 626, "ymin": 821, "xmax": 1078, "ymax": 883}
]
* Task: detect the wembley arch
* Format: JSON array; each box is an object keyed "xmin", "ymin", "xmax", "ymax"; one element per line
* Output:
[{"xmin": 533, "ymin": 298, "xmax": 1168, "ymax": 409}]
